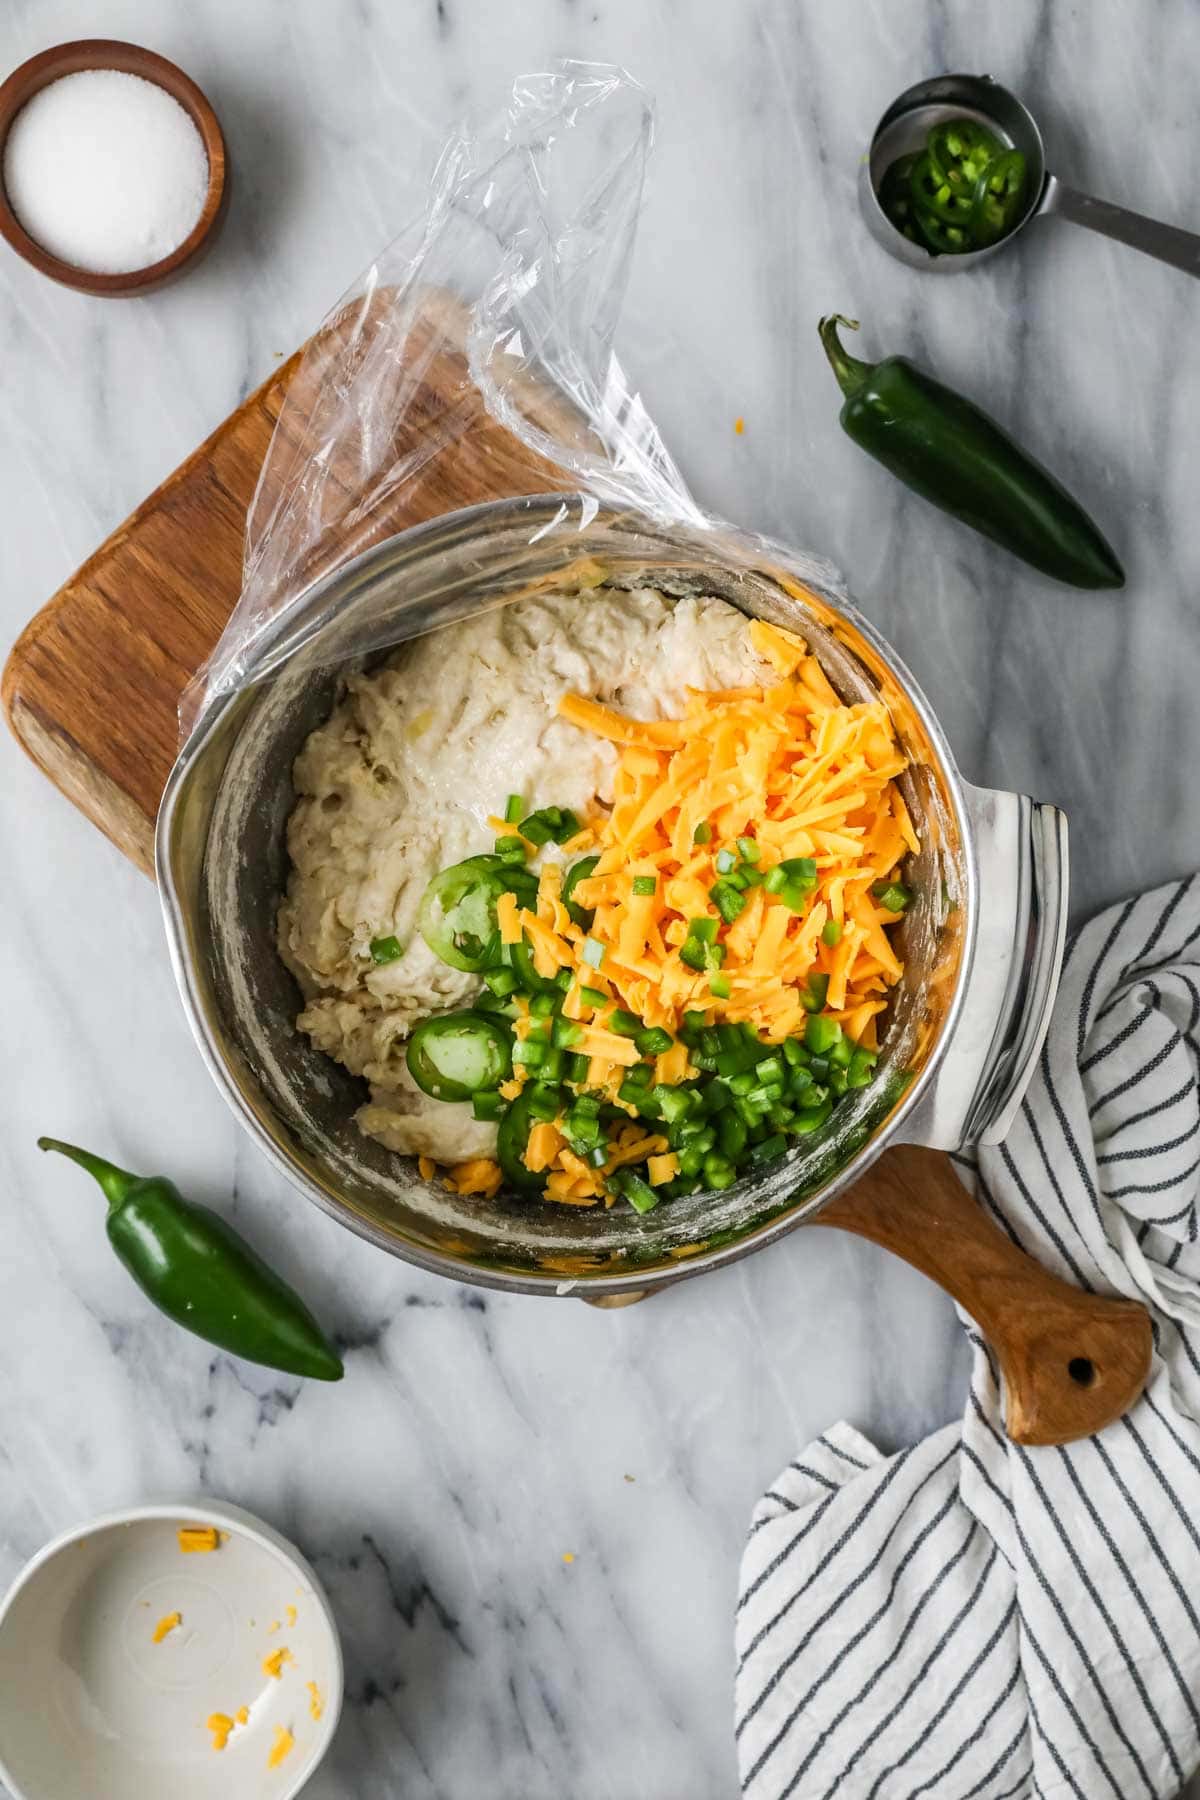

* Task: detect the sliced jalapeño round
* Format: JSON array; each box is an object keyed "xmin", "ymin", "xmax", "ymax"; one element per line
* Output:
[
  {"xmin": 909, "ymin": 151, "xmax": 975, "ymax": 227},
  {"xmin": 562, "ymin": 853, "xmax": 600, "ymax": 929},
  {"xmin": 909, "ymin": 201, "xmax": 973, "ymax": 256},
  {"xmin": 879, "ymin": 152, "xmax": 917, "ymax": 231},
  {"xmin": 418, "ymin": 855, "xmax": 505, "ymax": 971},
  {"xmin": 504, "ymin": 936, "xmax": 561, "ymax": 995},
  {"xmin": 927, "ymin": 118, "xmax": 1003, "ymax": 193},
  {"xmin": 406, "ymin": 1010, "xmax": 513, "ymax": 1102},
  {"xmin": 418, "ymin": 854, "xmax": 536, "ymax": 974},
  {"xmin": 496, "ymin": 1091, "xmax": 546, "ymax": 1193},
  {"xmin": 970, "ymin": 149, "xmax": 1028, "ymax": 246}
]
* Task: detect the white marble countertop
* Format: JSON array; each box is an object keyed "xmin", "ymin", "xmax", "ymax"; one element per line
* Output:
[{"xmin": 2, "ymin": 3, "xmax": 1199, "ymax": 1796}]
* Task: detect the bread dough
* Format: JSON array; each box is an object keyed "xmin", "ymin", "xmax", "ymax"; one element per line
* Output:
[{"xmin": 278, "ymin": 584, "xmax": 770, "ymax": 1162}]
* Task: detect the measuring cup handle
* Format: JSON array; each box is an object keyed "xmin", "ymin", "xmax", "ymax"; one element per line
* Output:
[{"xmin": 1043, "ymin": 174, "xmax": 1200, "ymax": 278}]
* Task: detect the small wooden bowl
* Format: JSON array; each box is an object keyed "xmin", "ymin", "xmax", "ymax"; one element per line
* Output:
[{"xmin": 0, "ymin": 40, "xmax": 228, "ymax": 297}]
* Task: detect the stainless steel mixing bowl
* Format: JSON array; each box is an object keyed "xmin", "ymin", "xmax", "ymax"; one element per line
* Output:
[{"xmin": 156, "ymin": 497, "xmax": 1067, "ymax": 1296}]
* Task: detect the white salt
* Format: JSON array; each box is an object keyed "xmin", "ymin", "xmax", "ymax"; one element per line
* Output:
[{"xmin": 3, "ymin": 68, "xmax": 209, "ymax": 275}]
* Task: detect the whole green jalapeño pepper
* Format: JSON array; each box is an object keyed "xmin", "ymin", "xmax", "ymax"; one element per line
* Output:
[
  {"xmin": 38, "ymin": 1138, "xmax": 344, "ymax": 1381},
  {"xmin": 818, "ymin": 316, "xmax": 1124, "ymax": 590}
]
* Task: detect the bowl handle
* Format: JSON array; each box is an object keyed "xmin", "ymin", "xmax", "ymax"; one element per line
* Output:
[
  {"xmin": 816, "ymin": 1146, "xmax": 1152, "ymax": 1444},
  {"xmin": 901, "ymin": 784, "xmax": 1069, "ymax": 1152}
]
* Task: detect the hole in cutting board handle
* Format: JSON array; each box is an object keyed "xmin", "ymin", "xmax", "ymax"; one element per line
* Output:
[{"xmin": 809, "ymin": 1146, "xmax": 1154, "ymax": 1444}]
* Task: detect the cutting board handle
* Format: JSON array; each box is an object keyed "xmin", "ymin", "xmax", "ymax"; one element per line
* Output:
[{"xmin": 817, "ymin": 1145, "xmax": 1153, "ymax": 1446}]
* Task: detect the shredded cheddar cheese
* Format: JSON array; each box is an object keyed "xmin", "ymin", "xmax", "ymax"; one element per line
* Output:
[
  {"xmin": 526, "ymin": 1120, "xmax": 563, "ymax": 1172},
  {"xmin": 152, "ymin": 1611, "xmax": 181, "ymax": 1644},
  {"xmin": 207, "ymin": 1701, "xmax": 250, "ymax": 1749},
  {"xmin": 262, "ymin": 1645, "xmax": 294, "ymax": 1680},
  {"xmin": 443, "ymin": 1158, "xmax": 503, "ymax": 1198},
  {"xmin": 207, "ymin": 1713, "xmax": 234, "ymax": 1751},
  {"xmin": 177, "ymin": 1525, "xmax": 220, "ymax": 1553},
  {"xmin": 307, "ymin": 1680, "xmax": 324, "ymax": 1720},
  {"xmin": 496, "ymin": 890, "xmax": 522, "ymax": 945},
  {"xmin": 286, "ymin": 1604, "xmax": 298, "ymax": 1628},
  {"xmin": 267, "ymin": 1725, "xmax": 295, "ymax": 1769},
  {"xmin": 550, "ymin": 626, "xmax": 908, "ymax": 1052}
]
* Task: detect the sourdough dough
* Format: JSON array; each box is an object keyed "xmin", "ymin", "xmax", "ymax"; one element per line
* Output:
[{"xmin": 279, "ymin": 585, "xmax": 771, "ymax": 1161}]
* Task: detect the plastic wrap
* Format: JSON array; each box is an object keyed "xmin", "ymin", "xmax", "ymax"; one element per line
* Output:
[{"xmin": 185, "ymin": 60, "xmax": 748, "ymax": 732}]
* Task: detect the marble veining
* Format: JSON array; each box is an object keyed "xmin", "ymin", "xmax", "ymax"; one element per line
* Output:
[{"xmin": 2, "ymin": 1, "xmax": 1198, "ymax": 1795}]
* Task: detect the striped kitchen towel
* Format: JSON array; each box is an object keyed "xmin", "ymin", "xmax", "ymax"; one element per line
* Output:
[{"xmin": 736, "ymin": 875, "xmax": 1200, "ymax": 1800}]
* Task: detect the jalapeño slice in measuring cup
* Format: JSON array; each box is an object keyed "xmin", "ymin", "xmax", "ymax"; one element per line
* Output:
[
  {"xmin": 406, "ymin": 1010, "xmax": 513, "ymax": 1102},
  {"xmin": 927, "ymin": 117, "xmax": 1004, "ymax": 193},
  {"xmin": 910, "ymin": 151, "xmax": 976, "ymax": 227},
  {"xmin": 878, "ymin": 152, "xmax": 918, "ymax": 237},
  {"xmin": 970, "ymin": 149, "xmax": 1028, "ymax": 246},
  {"xmin": 909, "ymin": 204, "xmax": 973, "ymax": 255}
]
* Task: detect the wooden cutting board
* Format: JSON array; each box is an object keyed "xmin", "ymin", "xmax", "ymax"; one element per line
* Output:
[
  {"xmin": 1, "ymin": 292, "xmax": 1150, "ymax": 1446},
  {"xmin": 2, "ymin": 295, "xmax": 574, "ymax": 874}
]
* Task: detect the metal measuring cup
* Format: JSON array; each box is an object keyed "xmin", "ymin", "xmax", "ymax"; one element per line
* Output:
[{"xmin": 861, "ymin": 73, "xmax": 1200, "ymax": 277}]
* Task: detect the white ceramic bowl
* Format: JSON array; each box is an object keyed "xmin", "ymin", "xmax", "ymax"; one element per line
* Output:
[{"xmin": 0, "ymin": 1499, "xmax": 342, "ymax": 1800}]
